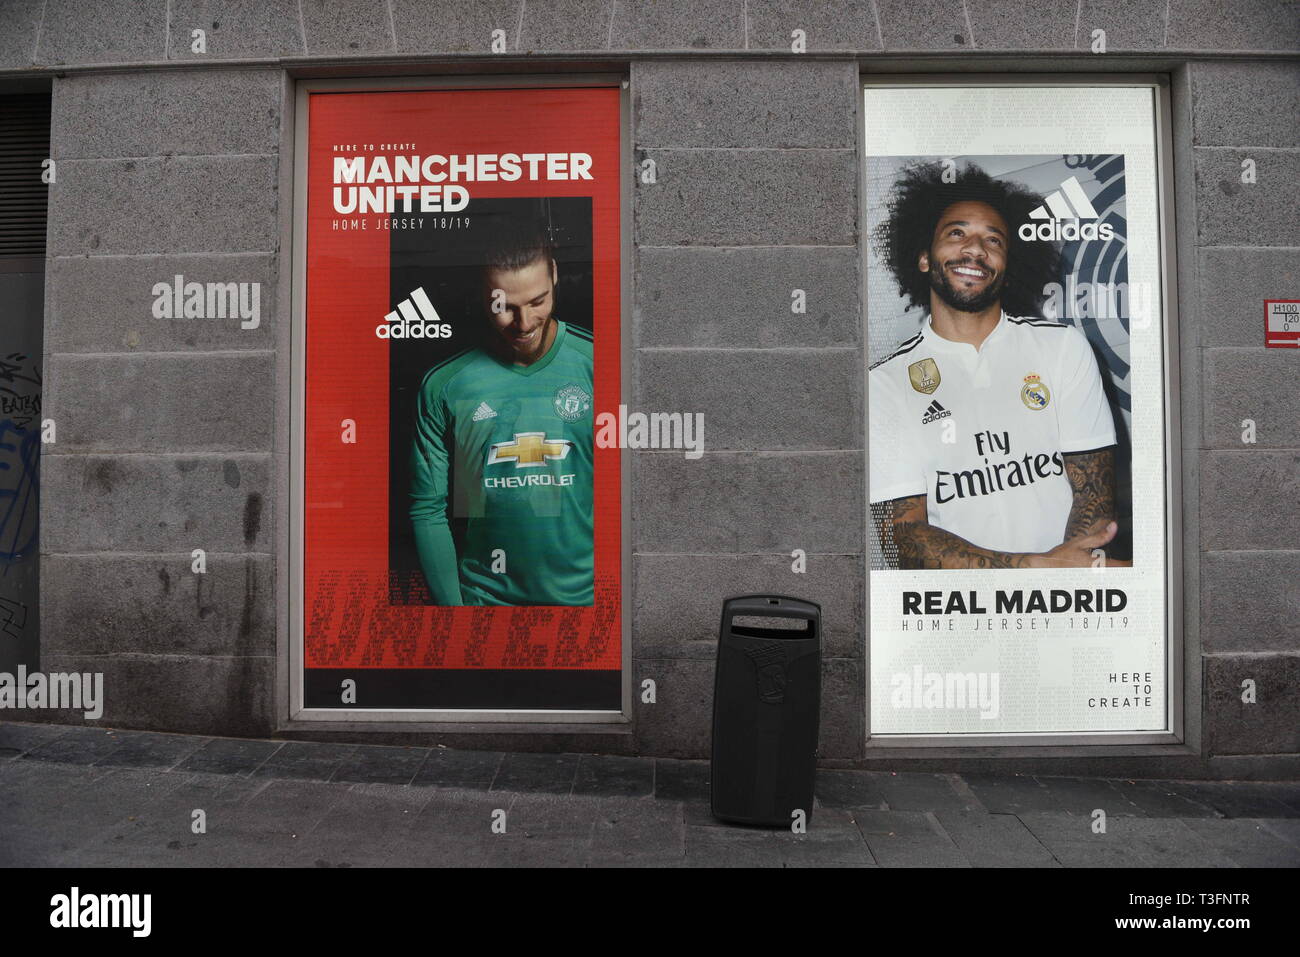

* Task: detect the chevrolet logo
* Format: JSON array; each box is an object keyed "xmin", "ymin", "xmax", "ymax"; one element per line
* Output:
[{"xmin": 486, "ymin": 432, "xmax": 573, "ymax": 468}]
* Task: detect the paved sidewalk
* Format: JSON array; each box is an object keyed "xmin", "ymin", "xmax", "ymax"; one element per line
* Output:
[{"xmin": 2, "ymin": 722, "xmax": 1298, "ymax": 867}]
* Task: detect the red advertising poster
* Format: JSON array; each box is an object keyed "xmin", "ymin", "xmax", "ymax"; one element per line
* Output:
[{"xmin": 299, "ymin": 84, "xmax": 623, "ymax": 713}]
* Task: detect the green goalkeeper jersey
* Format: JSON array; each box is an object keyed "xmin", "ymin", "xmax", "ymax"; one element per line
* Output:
[{"xmin": 410, "ymin": 320, "xmax": 595, "ymax": 606}]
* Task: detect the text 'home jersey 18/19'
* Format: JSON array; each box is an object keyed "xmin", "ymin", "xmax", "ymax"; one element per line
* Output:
[
  {"xmin": 410, "ymin": 320, "xmax": 594, "ymax": 606},
  {"xmin": 869, "ymin": 311, "xmax": 1116, "ymax": 555}
]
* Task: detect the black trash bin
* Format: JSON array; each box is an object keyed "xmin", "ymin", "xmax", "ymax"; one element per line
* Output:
[{"xmin": 710, "ymin": 594, "xmax": 821, "ymax": 827}]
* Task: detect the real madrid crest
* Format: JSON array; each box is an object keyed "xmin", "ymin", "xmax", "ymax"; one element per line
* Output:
[
  {"xmin": 908, "ymin": 358, "xmax": 941, "ymax": 395},
  {"xmin": 553, "ymin": 382, "xmax": 592, "ymax": 422},
  {"xmin": 1021, "ymin": 373, "xmax": 1051, "ymax": 410}
]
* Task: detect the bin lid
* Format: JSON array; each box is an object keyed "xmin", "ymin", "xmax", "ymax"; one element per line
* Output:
[
  {"xmin": 721, "ymin": 595, "xmax": 820, "ymax": 640},
  {"xmin": 723, "ymin": 594, "xmax": 820, "ymax": 621}
]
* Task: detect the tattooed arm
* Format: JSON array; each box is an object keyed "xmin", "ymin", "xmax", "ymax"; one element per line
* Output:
[
  {"xmin": 1061, "ymin": 446, "xmax": 1130, "ymax": 566},
  {"xmin": 1062, "ymin": 447, "xmax": 1117, "ymax": 540},
  {"xmin": 876, "ymin": 494, "xmax": 1033, "ymax": 569},
  {"xmin": 876, "ymin": 490, "xmax": 1122, "ymax": 570}
]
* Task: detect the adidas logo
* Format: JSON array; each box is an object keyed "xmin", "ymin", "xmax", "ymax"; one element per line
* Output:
[
  {"xmin": 921, "ymin": 400, "xmax": 951, "ymax": 425},
  {"xmin": 1018, "ymin": 176, "xmax": 1116, "ymax": 242},
  {"xmin": 376, "ymin": 286, "xmax": 453, "ymax": 339},
  {"xmin": 471, "ymin": 402, "xmax": 497, "ymax": 421}
]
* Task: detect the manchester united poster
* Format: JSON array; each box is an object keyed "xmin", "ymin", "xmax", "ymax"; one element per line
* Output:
[
  {"xmin": 864, "ymin": 82, "xmax": 1176, "ymax": 738},
  {"xmin": 294, "ymin": 82, "xmax": 624, "ymax": 717}
]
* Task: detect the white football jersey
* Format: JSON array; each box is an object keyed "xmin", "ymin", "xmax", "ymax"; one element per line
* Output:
[{"xmin": 869, "ymin": 311, "xmax": 1117, "ymax": 555}]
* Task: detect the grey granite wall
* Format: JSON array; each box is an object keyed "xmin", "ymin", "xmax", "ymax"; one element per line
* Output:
[{"xmin": 2, "ymin": 0, "xmax": 1295, "ymax": 775}]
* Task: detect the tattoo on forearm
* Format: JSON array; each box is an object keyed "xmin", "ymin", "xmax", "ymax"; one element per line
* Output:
[
  {"xmin": 1063, "ymin": 448, "xmax": 1116, "ymax": 540},
  {"xmin": 897, "ymin": 525, "xmax": 1031, "ymax": 569},
  {"xmin": 883, "ymin": 494, "xmax": 1030, "ymax": 570}
]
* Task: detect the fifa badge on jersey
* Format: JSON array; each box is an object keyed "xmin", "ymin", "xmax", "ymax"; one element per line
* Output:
[
  {"xmin": 908, "ymin": 358, "xmax": 941, "ymax": 395},
  {"xmin": 553, "ymin": 383, "xmax": 592, "ymax": 422},
  {"xmin": 1021, "ymin": 374, "xmax": 1051, "ymax": 410}
]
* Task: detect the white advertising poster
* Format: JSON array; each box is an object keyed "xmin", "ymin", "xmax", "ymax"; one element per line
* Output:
[{"xmin": 864, "ymin": 83, "xmax": 1173, "ymax": 737}]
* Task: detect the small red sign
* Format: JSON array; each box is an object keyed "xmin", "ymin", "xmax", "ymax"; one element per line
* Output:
[{"xmin": 1265, "ymin": 300, "xmax": 1300, "ymax": 348}]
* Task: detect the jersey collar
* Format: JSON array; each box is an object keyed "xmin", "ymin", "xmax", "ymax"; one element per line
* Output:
[{"xmin": 923, "ymin": 309, "xmax": 1009, "ymax": 355}]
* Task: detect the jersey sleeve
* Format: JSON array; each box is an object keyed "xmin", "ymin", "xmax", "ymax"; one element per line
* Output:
[
  {"xmin": 869, "ymin": 365, "xmax": 927, "ymax": 504},
  {"xmin": 410, "ymin": 374, "xmax": 464, "ymax": 605},
  {"xmin": 1055, "ymin": 325, "xmax": 1118, "ymax": 453}
]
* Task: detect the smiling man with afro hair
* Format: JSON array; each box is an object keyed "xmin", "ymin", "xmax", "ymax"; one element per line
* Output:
[{"xmin": 868, "ymin": 159, "xmax": 1124, "ymax": 571}]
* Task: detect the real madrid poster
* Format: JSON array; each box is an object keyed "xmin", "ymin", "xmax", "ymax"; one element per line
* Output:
[
  {"xmin": 863, "ymin": 84, "xmax": 1173, "ymax": 737},
  {"xmin": 296, "ymin": 84, "xmax": 623, "ymax": 716}
]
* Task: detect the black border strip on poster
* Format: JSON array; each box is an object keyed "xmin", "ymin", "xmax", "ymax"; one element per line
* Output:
[{"xmin": 303, "ymin": 668, "xmax": 621, "ymax": 710}]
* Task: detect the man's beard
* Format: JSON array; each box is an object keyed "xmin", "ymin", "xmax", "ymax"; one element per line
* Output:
[
  {"xmin": 929, "ymin": 259, "xmax": 1005, "ymax": 313},
  {"xmin": 503, "ymin": 313, "xmax": 554, "ymax": 363}
]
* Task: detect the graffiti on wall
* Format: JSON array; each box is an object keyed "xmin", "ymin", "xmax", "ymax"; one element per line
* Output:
[
  {"xmin": 0, "ymin": 349, "xmax": 40, "ymax": 670},
  {"xmin": 0, "ymin": 352, "xmax": 41, "ymax": 568}
]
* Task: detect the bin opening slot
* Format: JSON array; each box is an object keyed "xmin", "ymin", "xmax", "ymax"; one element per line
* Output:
[{"xmin": 729, "ymin": 615, "xmax": 813, "ymax": 639}]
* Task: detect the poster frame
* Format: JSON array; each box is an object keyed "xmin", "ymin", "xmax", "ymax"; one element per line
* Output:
[
  {"xmin": 286, "ymin": 74, "xmax": 632, "ymax": 726},
  {"xmin": 859, "ymin": 74, "xmax": 1184, "ymax": 748}
]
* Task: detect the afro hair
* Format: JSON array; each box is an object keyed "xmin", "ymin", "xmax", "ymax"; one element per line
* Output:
[{"xmin": 873, "ymin": 160, "xmax": 1062, "ymax": 319}]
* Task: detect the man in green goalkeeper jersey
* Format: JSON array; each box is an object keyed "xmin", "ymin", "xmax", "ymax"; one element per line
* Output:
[{"xmin": 410, "ymin": 218, "xmax": 594, "ymax": 606}]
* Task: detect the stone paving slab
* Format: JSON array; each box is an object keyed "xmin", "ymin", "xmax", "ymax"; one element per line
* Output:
[
  {"xmin": 175, "ymin": 778, "xmax": 352, "ymax": 868},
  {"xmin": 410, "ymin": 747, "xmax": 502, "ymax": 790},
  {"xmin": 1107, "ymin": 779, "xmax": 1222, "ymax": 818},
  {"xmin": 177, "ymin": 736, "xmax": 284, "ymax": 776},
  {"xmin": 1113, "ymin": 817, "xmax": 1244, "ymax": 868},
  {"xmin": 95, "ymin": 730, "xmax": 212, "ymax": 771},
  {"xmin": 1258, "ymin": 818, "xmax": 1300, "ymax": 848},
  {"xmin": 491, "ymin": 752, "xmax": 580, "ymax": 795},
  {"xmin": 933, "ymin": 809, "xmax": 1062, "ymax": 867},
  {"xmin": 682, "ymin": 799, "xmax": 724, "ymax": 827},
  {"xmin": 959, "ymin": 773, "xmax": 1062, "ymax": 815},
  {"xmin": 289, "ymin": 783, "xmax": 436, "ymax": 868},
  {"xmin": 0, "ymin": 762, "xmax": 193, "ymax": 866},
  {"xmin": 1014, "ymin": 812, "xmax": 1166, "ymax": 868},
  {"xmin": 331, "ymin": 745, "xmax": 429, "ymax": 786},
  {"xmin": 1274, "ymin": 788, "xmax": 1300, "ymax": 815},
  {"xmin": 683, "ymin": 807, "xmax": 874, "ymax": 868},
  {"xmin": 574, "ymin": 754, "xmax": 655, "ymax": 798},
  {"xmin": 653, "ymin": 758, "xmax": 710, "ymax": 803},
  {"xmin": 1179, "ymin": 818, "xmax": 1300, "ymax": 868},
  {"xmin": 0, "ymin": 722, "xmax": 73, "ymax": 759},
  {"xmin": 814, "ymin": 769, "xmax": 890, "ymax": 809},
  {"xmin": 251, "ymin": 741, "xmax": 359, "ymax": 782},
  {"xmin": 586, "ymin": 797, "xmax": 686, "ymax": 867},
  {"xmin": 2, "ymin": 722, "xmax": 1299, "ymax": 868},
  {"xmin": 875, "ymin": 772, "xmax": 981, "ymax": 814},
  {"xmin": 854, "ymin": 809, "xmax": 969, "ymax": 867},
  {"xmin": 1164, "ymin": 780, "xmax": 1300, "ymax": 818},
  {"xmin": 1031, "ymin": 776, "xmax": 1143, "ymax": 817},
  {"xmin": 480, "ymin": 793, "xmax": 603, "ymax": 868},
  {"xmin": 69, "ymin": 771, "xmax": 269, "ymax": 868},
  {"xmin": 383, "ymin": 788, "xmax": 503, "ymax": 868},
  {"xmin": 22, "ymin": 726, "xmax": 128, "ymax": 766},
  {"xmin": 1013, "ymin": 811, "xmax": 1237, "ymax": 868}
]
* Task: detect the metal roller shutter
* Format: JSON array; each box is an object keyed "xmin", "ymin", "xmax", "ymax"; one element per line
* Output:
[{"xmin": 0, "ymin": 93, "xmax": 51, "ymax": 260}]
